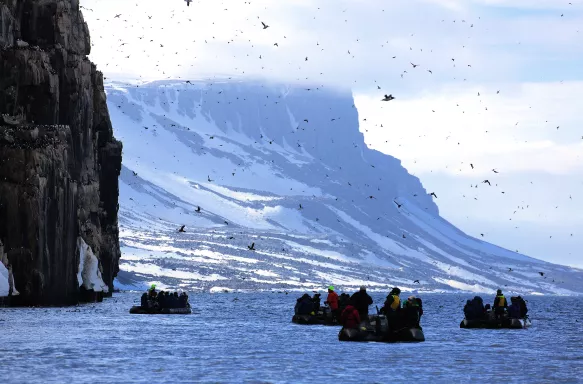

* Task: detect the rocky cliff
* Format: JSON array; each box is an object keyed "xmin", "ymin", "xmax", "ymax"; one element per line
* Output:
[{"xmin": 0, "ymin": 0, "xmax": 122, "ymax": 305}]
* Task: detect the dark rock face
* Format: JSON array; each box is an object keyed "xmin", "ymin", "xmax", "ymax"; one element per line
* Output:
[{"xmin": 0, "ymin": 0, "xmax": 122, "ymax": 305}]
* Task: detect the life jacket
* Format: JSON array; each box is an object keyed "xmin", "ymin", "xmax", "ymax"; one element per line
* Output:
[
  {"xmin": 390, "ymin": 294, "xmax": 400, "ymax": 310},
  {"xmin": 496, "ymin": 295, "xmax": 506, "ymax": 307}
]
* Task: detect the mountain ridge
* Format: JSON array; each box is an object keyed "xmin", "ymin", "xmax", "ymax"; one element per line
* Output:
[{"xmin": 107, "ymin": 79, "xmax": 583, "ymax": 295}]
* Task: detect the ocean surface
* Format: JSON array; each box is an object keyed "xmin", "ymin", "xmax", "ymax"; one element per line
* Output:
[{"xmin": 0, "ymin": 292, "xmax": 582, "ymax": 383}]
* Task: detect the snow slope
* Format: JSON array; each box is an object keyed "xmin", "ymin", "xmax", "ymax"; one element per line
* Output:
[{"xmin": 106, "ymin": 80, "xmax": 583, "ymax": 295}]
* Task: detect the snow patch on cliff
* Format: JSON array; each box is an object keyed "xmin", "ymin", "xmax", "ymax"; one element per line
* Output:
[
  {"xmin": 77, "ymin": 237, "xmax": 109, "ymax": 293},
  {"xmin": 0, "ymin": 263, "xmax": 10, "ymax": 297}
]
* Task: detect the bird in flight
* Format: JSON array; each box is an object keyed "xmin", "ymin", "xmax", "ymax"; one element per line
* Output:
[
  {"xmin": 261, "ymin": 21, "xmax": 269, "ymax": 29},
  {"xmin": 248, "ymin": 242, "xmax": 256, "ymax": 251},
  {"xmin": 483, "ymin": 180, "xmax": 491, "ymax": 186},
  {"xmin": 178, "ymin": 225, "xmax": 186, "ymax": 233},
  {"xmin": 185, "ymin": 0, "xmax": 192, "ymax": 6},
  {"xmin": 430, "ymin": 192, "xmax": 437, "ymax": 198},
  {"xmin": 381, "ymin": 94, "xmax": 395, "ymax": 101},
  {"xmin": 393, "ymin": 200, "xmax": 402, "ymax": 208}
]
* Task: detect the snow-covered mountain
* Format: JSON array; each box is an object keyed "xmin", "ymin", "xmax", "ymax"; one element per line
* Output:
[{"xmin": 106, "ymin": 80, "xmax": 583, "ymax": 295}]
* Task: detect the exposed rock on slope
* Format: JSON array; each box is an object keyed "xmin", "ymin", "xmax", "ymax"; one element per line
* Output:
[{"xmin": 0, "ymin": 0, "xmax": 122, "ymax": 305}]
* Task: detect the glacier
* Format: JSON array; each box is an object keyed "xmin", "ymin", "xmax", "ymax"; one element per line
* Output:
[{"xmin": 105, "ymin": 80, "xmax": 583, "ymax": 295}]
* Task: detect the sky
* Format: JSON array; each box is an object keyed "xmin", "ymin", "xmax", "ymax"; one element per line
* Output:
[{"xmin": 80, "ymin": 0, "xmax": 583, "ymax": 267}]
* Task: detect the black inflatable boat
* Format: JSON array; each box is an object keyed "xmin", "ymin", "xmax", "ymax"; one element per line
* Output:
[
  {"xmin": 292, "ymin": 307, "xmax": 340, "ymax": 326},
  {"xmin": 460, "ymin": 314, "xmax": 531, "ymax": 329},
  {"xmin": 129, "ymin": 305, "xmax": 192, "ymax": 315},
  {"xmin": 338, "ymin": 314, "xmax": 425, "ymax": 343}
]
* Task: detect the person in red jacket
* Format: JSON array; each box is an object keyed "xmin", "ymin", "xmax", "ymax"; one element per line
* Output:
[
  {"xmin": 325, "ymin": 286, "xmax": 339, "ymax": 319},
  {"xmin": 340, "ymin": 302, "xmax": 361, "ymax": 329}
]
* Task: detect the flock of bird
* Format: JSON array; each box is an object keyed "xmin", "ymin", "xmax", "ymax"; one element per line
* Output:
[{"xmin": 80, "ymin": 0, "xmax": 582, "ymax": 283}]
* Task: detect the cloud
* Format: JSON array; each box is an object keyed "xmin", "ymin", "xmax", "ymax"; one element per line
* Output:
[{"xmin": 356, "ymin": 81, "xmax": 583, "ymax": 176}]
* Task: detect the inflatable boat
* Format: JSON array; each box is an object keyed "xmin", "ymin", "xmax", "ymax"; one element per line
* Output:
[
  {"xmin": 338, "ymin": 314, "xmax": 425, "ymax": 343},
  {"xmin": 129, "ymin": 305, "xmax": 192, "ymax": 315},
  {"xmin": 292, "ymin": 307, "xmax": 340, "ymax": 326},
  {"xmin": 460, "ymin": 315, "xmax": 531, "ymax": 329}
]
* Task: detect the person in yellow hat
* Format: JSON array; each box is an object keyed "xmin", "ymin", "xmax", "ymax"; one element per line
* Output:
[{"xmin": 148, "ymin": 284, "xmax": 158, "ymax": 299}]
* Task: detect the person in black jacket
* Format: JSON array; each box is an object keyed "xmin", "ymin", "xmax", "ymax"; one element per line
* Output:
[
  {"xmin": 350, "ymin": 286, "xmax": 373, "ymax": 322},
  {"xmin": 517, "ymin": 296, "xmax": 528, "ymax": 318},
  {"xmin": 312, "ymin": 293, "xmax": 321, "ymax": 313},
  {"xmin": 338, "ymin": 293, "xmax": 350, "ymax": 311},
  {"xmin": 158, "ymin": 291, "xmax": 167, "ymax": 309},
  {"xmin": 179, "ymin": 292, "xmax": 188, "ymax": 308},
  {"xmin": 295, "ymin": 294, "xmax": 314, "ymax": 315},
  {"xmin": 140, "ymin": 293, "xmax": 149, "ymax": 308}
]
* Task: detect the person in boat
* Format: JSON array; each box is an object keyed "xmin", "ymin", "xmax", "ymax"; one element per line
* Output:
[
  {"xmin": 164, "ymin": 292, "xmax": 172, "ymax": 309},
  {"xmin": 312, "ymin": 293, "xmax": 322, "ymax": 314},
  {"xmin": 168, "ymin": 292, "xmax": 176, "ymax": 308},
  {"xmin": 464, "ymin": 296, "xmax": 485, "ymax": 320},
  {"xmin": 415, "ymin": 297, "xmax": 423, "ymax": 318},
  {"xmin": 382, "ymin": 287, "xmax": 401, "ymax": 314},
  {"xmin": 325, "ymin": 286, "xmax": 339, "ymax": 319},
  {"xmin": 140, "ymin": 293, "xmax": 149, "ymax": 308},
  {"xmin": 179, "ymin": 292, "xmax": 189, "ymax": 308},
  {"xmin": 493, "ymin": 289, "xmax": 507, "ymax": 319},
  {"xmin": 473, "ymin": 296, "xmax": 484, "ymax": 317},
  {"xmin": 338, "ymin": 293, "xmax": 350, "ymax": 311},
  {"xmin": 158, "ymin": 291, "xmax": 167, "ymax": 308},
  {"xmin": 517, "ymin": 296, "xmax": 528, "ymax": 318},
  {"xmin": 172, "ymin": 292, "xmax": 180, "ymax": 308},
  {"xmin": 340, "ymin": 300, "xmax": 361, "ymax": 330},
  {"xmin": 508, "ymin": 297, "xmax": 521, "ymax": 319},
  {"xmin": 403, "ymin": 295, "xmax": 422, "ymax": 327},
  {"xmin": 295, "ymin": 294, "xmax": 314, "ymax": 315},
  {"xmin": 403, "ymin": 296, "xmax": 418, "ymax": 308},
  {"xmin": 463, "ymin": 299, "xmax": 472, "ymax": 317},
  {"xmin": 148, "ymin": 284, "xmax": 158, "ymax": 299},
  {"xmin": 350, "ymin": 286, "xmax": 373, "ymax": 322}
]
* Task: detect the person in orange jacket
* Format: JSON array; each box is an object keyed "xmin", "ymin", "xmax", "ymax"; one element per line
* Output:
[{"xmin": 325, "ymin": 286, "xmax": 339, "ymax": 319}]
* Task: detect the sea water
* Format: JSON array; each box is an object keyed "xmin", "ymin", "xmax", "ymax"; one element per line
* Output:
[{"xmin": 0, "ymin": 293, "xmax": 582, "ymax": 383}]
